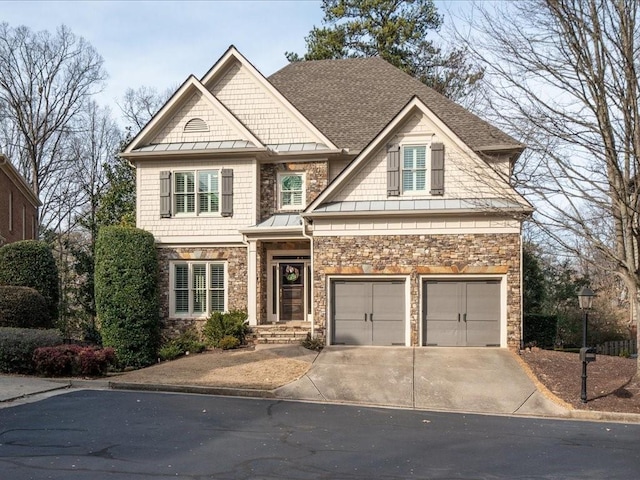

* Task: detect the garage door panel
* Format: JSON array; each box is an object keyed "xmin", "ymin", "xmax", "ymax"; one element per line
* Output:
[
  {"xmin": 466, "ymin": 282, "xmax": 500, "ymax": 321},
  {"xmin": 466, "ymin": 319, "xmax": 500, "ymax": 346},
  {"xmin": 423, "ymin": 280, "xmax": 501, "ymax": 347},
  {"xmin": 425, "ymin": 318, "xmax": 461, "ymax": 346},
  {"xmin": 332, "ymin": 282, "xmax": 370, "ymax": 345},
  {"xmin": 332, "ymin": 280, "xmax": 405, "ymax": 346},
  {"xmin": 424, "ymin": 282, "xmax": 461, "ymax": 346}
]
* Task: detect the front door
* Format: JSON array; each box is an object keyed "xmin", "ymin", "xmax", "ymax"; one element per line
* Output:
[{"xmin": 279, "ymin": 263, "xmax": 305, "ymax": 321}]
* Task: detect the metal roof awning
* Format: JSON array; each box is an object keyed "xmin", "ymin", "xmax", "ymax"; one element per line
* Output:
[
  {"xmin": 132, "ymin": 140, "xmax": 258, "ymax": 153},
  {"xmin": 266, "ymin": 142, "xmax": 330, "ymax": 153},
  {"xmin": 240, "ymin": 214, "xmax": 306, "ymax": 239},
  {"xmin": 305, "ymin": 198, "xmax": 533, "ymax": 217}
]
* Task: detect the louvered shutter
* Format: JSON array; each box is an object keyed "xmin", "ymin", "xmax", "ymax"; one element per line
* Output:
[
  {"xmin": 221, "ymin": 169, "xmax": 233, "ymax": 217},
  {"xmin": 430, "ymin": 143, "xmax": 445, "ymax": 195},
  {"xmin": 160, "ymin": 171, "xmax": 172, "ymax": 218},
  {"xmin": 387, "ymin": 144, "xmax": 400, "ymax": 196}
]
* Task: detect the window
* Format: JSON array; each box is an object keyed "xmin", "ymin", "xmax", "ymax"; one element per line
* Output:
[
  {"xmin": 174, "ymin": 172, "xmax": 195, "ymax": 214},
  {"xmin": 172, "ymin": 261, "xmax": 226, "ymax": 316},
  {"xmin": 278, "ymin": 173, "xmax": 305, "ymax": 209},
  {"xmin": 8, "ymin": 191, "xmax": 12, "ymax": 232},
  {"xmin": 174, "ymin": 170, "xmax": 219, "ymax": 215},
  {"xmin": 198, "ymin": 171, "xmax": 219, "ymax": 214},
  {"xmin": 402, "ymin": 145, "xmax": 427, "ymax": 193}
]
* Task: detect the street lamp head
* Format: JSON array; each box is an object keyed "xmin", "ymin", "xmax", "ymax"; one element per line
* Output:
[{"xmin": 577, "ymin": 286, "xmax": 595, "ymax": 310}]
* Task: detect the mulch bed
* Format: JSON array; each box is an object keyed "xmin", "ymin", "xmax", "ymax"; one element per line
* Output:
[{"xmin": 520, "ymin": 349, "xmax": 640, "ymax": 413}]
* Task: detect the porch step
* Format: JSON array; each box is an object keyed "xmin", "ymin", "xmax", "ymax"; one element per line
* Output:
[{"xmin": 249, "ymin": 323, "xmax": 311, "ymax": 345}]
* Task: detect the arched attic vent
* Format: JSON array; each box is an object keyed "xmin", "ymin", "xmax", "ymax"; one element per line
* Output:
[{"xmin": 184, "ymin": 118, "xmax": 209, "ymax": 133}]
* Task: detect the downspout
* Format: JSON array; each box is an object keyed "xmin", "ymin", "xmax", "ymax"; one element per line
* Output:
[
  {"xmin": 301, "ymin": 216, "xmax": 315, "ymax": 339},
  {"xmin": 519, "ymin": 225, "xmax": 524, "ymax": 352}
]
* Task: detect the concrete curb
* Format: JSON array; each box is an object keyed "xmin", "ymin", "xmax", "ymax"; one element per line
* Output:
[
  {"xmin": 109, "ymin": 381, "xmax": 276, "ymax": 399},
  {"xmin": 0, "ymin": 382, "xmax": 71, "ymax": 404},
  {"xmin": 511, "ymin": 351, "xmax": 574, "ymax": 410}
]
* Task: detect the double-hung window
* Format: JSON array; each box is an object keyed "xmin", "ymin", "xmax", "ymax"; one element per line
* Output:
[
  {"xmin": 174, "ymin": 170, "xmax": 219, "ymax": 215},
  {"xmin": 402, "ymin": 146, "xmax": 427, "ymax": 193},
  {"xmin": 198, "ymin": 171, "xmax": 219, "ymax": 214},
  {"xmin": 278, "ymin": 173, "xmax": 305, "ymax": 210},
  {"xmin": 173, "ymin": 261, "xmax": 226, "ymax": 316}
]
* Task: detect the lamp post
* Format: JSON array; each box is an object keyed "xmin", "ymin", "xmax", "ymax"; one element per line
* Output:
[{"xmin": 578, "ymin": 286, "xmax": 595, "ymax": 403}]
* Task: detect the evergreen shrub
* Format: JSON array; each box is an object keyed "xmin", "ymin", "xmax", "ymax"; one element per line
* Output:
[
  {"xmin": 0, "ymin": 327, "xmax": 63, "ymax": 373},
  {"xmin": 0, "ymin": 240, "xmax": 59, "ymax": 321},
  {"xmin": 0, "ymin": 286, "xmax": 51, "ymax": 328},
  {"xmin": 203, "ymin": 310, "xmax": 249, "ymax": 348},
  {"xmin": 95, "ymin": 226, "xmax": 160, "ymax": 368}
]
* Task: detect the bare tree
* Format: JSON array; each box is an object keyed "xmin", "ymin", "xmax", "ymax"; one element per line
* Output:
[
  {"xmin": 456, "ymin": 1, "xmax": 640, "ymax": 365},
  {"xmin": 117, "ymin": 85, "xmax": 173, "ymax": 134},
  {"xmin": 0, "ymin": 23, "xmax": 107, "ymax": 229}
]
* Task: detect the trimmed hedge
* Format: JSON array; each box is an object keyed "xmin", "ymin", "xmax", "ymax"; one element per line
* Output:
[
  {"xmin": 95, "ymin": 226, "xmax": 160, "ymax": 368},
  {"xmin": 523, "ymin": 313, "xmax": 557, "ymax": 348},
  {"xmin": 0, "ymin": 240, "xmax": 59, "ymax": 321},
  {"xmin": 33, "ymin": 345, "xmax": 116, "ymax": 377},
  {"xmin": 0, "ymin": 327, "xmax": 63, "ymax": 374},
  {"xmin": 0, "ymin": 286, "xmax": 51, "ymax": 328}
]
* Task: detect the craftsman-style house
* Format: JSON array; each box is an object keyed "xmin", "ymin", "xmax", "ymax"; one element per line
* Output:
[{"xmin": 121, "ymin": 46, "xmax": 532, "ymax": 349}]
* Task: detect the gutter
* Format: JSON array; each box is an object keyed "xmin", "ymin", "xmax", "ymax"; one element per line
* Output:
[{"xmin": 302, "ymin": 207, "xmax": 534, "ymax": 219}]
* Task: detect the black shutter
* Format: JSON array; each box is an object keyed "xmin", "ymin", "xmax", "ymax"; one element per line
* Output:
[
  {"xmin": 160, "ymin": 171, "xmax": 171, "ymax": 218},
  {"xmin": 430, "ymin": 143, "xmax": 445, "ymax": 195},
  {"xmin": 387, "ymin": 144, "xmax": 400, "ymax": 196},
  {"xmin": 221, "ymin": 169, "xmax": 233, "ymax": 217}
]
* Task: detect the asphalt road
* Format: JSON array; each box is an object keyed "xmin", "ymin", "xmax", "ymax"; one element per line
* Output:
[{"xmin": 0, "ymin": 390, "xmax": 639, "ymax": 479}]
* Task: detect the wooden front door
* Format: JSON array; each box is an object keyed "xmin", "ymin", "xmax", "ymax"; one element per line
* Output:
[{"xmin": 279, "ymin": 263, "xmax": 304, "ymax": 321}]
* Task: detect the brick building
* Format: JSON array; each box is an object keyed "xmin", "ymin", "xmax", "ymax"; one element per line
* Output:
[{"xmin": 0, "ymin": 154, "xmax": 40, "ymax": 245}]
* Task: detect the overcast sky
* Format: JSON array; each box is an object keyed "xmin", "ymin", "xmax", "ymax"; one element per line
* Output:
[{"xmin": 1, "ymin": 0, "xmax": 467, "ymax": 122}]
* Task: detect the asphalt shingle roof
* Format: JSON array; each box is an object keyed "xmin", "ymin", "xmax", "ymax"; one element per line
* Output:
[{"xmin": 268, "ymin": 57, "xmax": 522, "ymax": 153}]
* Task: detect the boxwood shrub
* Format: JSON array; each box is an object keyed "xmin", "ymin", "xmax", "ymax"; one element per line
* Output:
[
  {"xmin": 0, "ymin": 240, "xmax": 59, "ymax": 322},
  {"xmin": 0, "ymin": 327, "xmax": 63, "ymax": 374},
  {"xmin": 95, "ymin": 226, "xmax": 160, "ymax": 368},
  {"xmin": 0, "ymin": 286, "xmax": 51, "ymax": 329}
]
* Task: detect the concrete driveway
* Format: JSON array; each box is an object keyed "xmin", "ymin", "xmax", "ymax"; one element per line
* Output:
[{"xmin": 276, "ymin": 346, "xmax": 569, "ymax": 416}]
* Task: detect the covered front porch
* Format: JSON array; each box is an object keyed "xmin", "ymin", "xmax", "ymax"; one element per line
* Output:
[{"xmin": 242, "ymin": 214, "xmax": 313, "ymax": 335}]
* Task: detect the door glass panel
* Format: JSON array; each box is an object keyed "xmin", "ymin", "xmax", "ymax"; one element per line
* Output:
[{"xmin": 279, "ymin": 263, "xmax": 304, "ymax": 321}]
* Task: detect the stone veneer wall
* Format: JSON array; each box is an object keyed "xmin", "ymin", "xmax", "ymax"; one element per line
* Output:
[
  {"xmin": 259, "ymin": 161, "xmax": 328, "ymax": 221},
  {"xmin": 158, "ymin": 246, "xmax": 247, "ymax": 336},
  {"xmin": 312, "ymin": 233, "xmax": 522, "ymax": 349}
]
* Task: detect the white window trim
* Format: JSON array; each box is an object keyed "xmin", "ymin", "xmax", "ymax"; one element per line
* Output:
[
  {"xmin": 401, "ymin": 144, "xmax": 429, "ymax": 196},
  {"xmin": 173, "ymin": 169, "xmax": 221, "ymax": 217},
  {"xmin": 169, "ymin": 260, "xmax": 228, "ymax": 318},
  {"xmin": 277, "ymin": 172, "xmax": 306, "ymax": 211}
]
